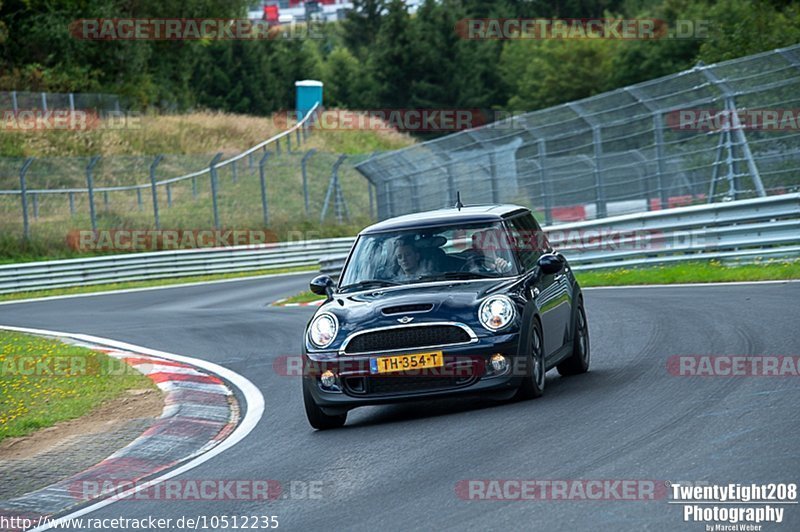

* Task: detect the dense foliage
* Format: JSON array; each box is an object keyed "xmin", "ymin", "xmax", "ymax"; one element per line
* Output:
[{"xmin": 0, "ymin": 0, "xmax": 798, "ymax": 117}]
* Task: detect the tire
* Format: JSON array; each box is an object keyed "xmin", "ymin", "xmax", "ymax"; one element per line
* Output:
[
  {"xmin": 515, "ymin": 318, "xmax": 546, "ymax": 400},
  {"xmin": 303, "ymin": 379, "xmax": 347, "ymax": 430},
  {"xmin": 557, "ymin": 300, "xmax": 590, "ymax": 376}
]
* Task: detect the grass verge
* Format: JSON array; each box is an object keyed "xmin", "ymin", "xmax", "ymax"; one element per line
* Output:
[
  {"xmin": 276, "ymin": 290, "xmax": 327, "ymax": 305},
  {"xmin": 0, "ymin": 331, "xmax": 157, "ymax": 442},
  {"xmin": 575, "ymin": 260, "xmax": 800, "ymax": 287},
  {"xmin": 0, "ymin": 265, "xmax": 315, "ymax": 303}
]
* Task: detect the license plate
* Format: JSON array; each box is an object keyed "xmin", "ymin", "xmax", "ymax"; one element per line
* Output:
[{"xmin": 370, "ymin": 351, "xmax": 443, "ymax": 374}]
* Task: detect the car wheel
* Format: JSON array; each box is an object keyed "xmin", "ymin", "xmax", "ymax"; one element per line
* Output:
[
  {"xmin": 557, "ymin": 300, "xmax": 590, "ymax": 376},
  {"xmin": 515, "ymin": 318, "xmax": 545, "ymax": 400},
  {"xmin": 303, "ymin": 379, "xmax": 347, "ymax": 430}
]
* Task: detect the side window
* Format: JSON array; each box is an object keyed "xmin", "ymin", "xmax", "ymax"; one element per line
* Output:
[{"xmin": 507, "ymin": 213, "xmax": 548, "ymax": 271}]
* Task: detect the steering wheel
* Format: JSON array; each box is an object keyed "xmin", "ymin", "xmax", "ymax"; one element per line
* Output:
[{"xmin": 459, "ymin": 255, "xmax": 496, "ymax": 272}]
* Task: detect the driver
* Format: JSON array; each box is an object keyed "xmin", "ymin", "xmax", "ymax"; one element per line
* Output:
[{"xmin": 470, "ymin": 229, "xmax": 513, "ymax": 274}]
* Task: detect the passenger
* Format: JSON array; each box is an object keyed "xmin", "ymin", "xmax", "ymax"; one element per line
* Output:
[{"xmin": 393, "ymin": 236, "xmax": 433, "ymax": 281}]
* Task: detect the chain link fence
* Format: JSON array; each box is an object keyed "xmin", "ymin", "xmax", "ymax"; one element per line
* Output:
[
  {"xmin": 356, "ymin": 44, "xmax": 800, "ymax": 224},
  {"xmin": 0, "ymin": 91, "xmax": 123, "ymax": 112},
  {"xmin": 0, "ymin": 107, "xmax": 377, "ymax": 247}
]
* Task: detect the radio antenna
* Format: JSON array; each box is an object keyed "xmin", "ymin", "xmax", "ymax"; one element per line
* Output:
[{"xmin": 455, "ymin": 191, "xmax": 463, "ymax": 211}]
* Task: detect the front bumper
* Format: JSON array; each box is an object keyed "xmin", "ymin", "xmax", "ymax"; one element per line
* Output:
[{"xmin": 303, "ymin": 332, "xmax": 523, "ymax": 411}]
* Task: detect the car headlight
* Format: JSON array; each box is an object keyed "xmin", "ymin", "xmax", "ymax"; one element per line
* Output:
[
  {"xmin": 308, "ymin": 313, "xmax": 338, "ymax": 348},
  {"xmin": 479, "ymin": 295, "xmax": 515, "ymax": 331}
]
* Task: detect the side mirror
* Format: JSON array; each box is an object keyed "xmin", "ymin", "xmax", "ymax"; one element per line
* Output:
[
  {"xmin": 537, "ymin": 254, "xmax": 564, "ymax": 276},
  {"xmin": 310, "ymin": 275, "xmax": 335, "ymax": 299}
]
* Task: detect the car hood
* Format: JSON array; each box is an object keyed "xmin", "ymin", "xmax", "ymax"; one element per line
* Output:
[{"xmin": 313, "ymin": 278, "xmax": 524, "ymax": 347}]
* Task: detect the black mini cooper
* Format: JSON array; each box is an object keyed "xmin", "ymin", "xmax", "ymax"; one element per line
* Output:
[{"xmin": 302, "ymin": 204, "xmax": 590, "ymax": 429}]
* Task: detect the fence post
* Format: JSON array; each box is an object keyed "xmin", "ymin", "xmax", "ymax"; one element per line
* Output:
[
  {"xmin": 11, "ymin": 90, "xmax": 18, "ymax": 112},
  {"xmin": 275, "ymin": 138, "xmax": 281, "ymax": 155},
  {"xmin": 699, "ymin": 65, "xmax": 766, "ymax": 198},
  {"xmin": 149, "ymin": 155, "xmax": 163, "ymax": 230},
  {"xmin": 31, "ymin": 193, "xmax": 39, "ymax": 219},
  {"xmin": 286, "ymin": 132, "xmax": 292, "ymax": 153},
  {"xmin": 537, "ymin": 139, "xmax": 552, "ymax": 226},
  {"xmin": 333, "ymin": 157, "xmax": 350, "ymax": 222},
  {"xmin": 652, "ymin": 113, "xmax": 669, "ymax": 210},
  {"xmin": 69, "ymin": 192, "xmax": 75, "ymax": 216},
  {"xmin": 301, "ymin": 149, "xmax": 316, "ymax": 216},
  {"xmin": 69, "ymin": 93, "xmax": 75, "ymax": 112},
  {"xmin": 321, "ymin": 154, "xmax": 347, "ymax": 222},
  {"xmin": 488, "ymin": 152, "xmax": 499, "ymax": 203},
  {"xmin": 258, "ymin": 152, "xmax": 270, "ymax": 226},
  {"xmin": 591, "ymin": 126, "xmax": 607, "ymax": 218},
  {"xmin": 136, "ymin": 188, "xmax": 143, "ymax": 211},
  {"xmin": 41, "ymin": 92, "xmax": 47, "ymax": 112},
  {"xmin": 166, "ymin": 184, "xmax": 172, "ymax": 207},
  {"xmin": 86, "ymin": 156, "xmax": 100, "ymax": 232},
  {"xmin": 19, "ymin": 158, "xmax": 34, "ymax": 240},
  {"xmin": 627, "ymin": 87, "xmax": 668, "ymax": 211},
  {"xmin": 296, "ymin": 127, "xmax": 301, "ymax": 147},
  {"xmin": 103, "ymin": 190, "xmax": 109, "ymax": 212},
  {"xmin": 369, "ymin": 182, "xmax": 375, "ymax": 219},
  {"xmin": 209, "ymin": 153, "xmax": 223, "ymax": 229}
]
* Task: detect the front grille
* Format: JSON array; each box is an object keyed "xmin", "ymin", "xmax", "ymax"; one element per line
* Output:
[
  {"xmin": 343, "ymin": 325, "xmax": 472, "ymax": 354},
  {"xmin": 343, "ymin": 375, "xmax": 476, "ymax": 396}
]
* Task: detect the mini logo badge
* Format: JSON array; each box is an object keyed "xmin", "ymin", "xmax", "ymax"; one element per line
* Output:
[{"xmin": 397, "ymin": 316, "xmax": 414, "ymax": 324}]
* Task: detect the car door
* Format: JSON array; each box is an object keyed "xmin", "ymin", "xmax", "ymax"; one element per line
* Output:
[{"xmin": 507, "ymin": 213, "xmax": 571, "ymax": 357}]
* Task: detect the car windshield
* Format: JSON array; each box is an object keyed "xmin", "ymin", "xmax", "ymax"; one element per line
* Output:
[{"xmin": 338, "ymin": 221, "xmax": 520, "ymax": 291}]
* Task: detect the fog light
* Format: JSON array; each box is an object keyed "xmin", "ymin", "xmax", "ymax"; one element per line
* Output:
[
  {"xmin": 490, "ymin": 354, "xmax": 508, "ymax": 373},
  {"xmin": 320, "ymin": 370, "xmax": 337, "ymax": 389}
]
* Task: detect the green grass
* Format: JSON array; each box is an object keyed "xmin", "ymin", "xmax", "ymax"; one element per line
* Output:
[
  {"xmin": 0, "ymin": 331, "xmax": 157, "ymax": 441},
  {"xmin": 0, "ymin": 265, "xmax": 315, "ymax": 302},
  {"xmin": 277, "ymin": 290, "xmax": 325, "ymax": 305},
  {"xmin": 575, "ymin": 259, "xmax": 800, "ymax": 287}
]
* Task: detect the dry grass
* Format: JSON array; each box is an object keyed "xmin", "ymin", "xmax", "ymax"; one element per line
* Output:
[{"xmin": 2, "ymin": 110, "xmax": 416, "ymax": 159}]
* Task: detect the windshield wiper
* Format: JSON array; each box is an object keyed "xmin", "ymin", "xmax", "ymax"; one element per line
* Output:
[
  {"xmin": 416, "ymin": 272, "xmax": 498, "ymax": 282},
  {"xmin": 339, "ymin": 279, "xmax": 401, "ymax": 291}
]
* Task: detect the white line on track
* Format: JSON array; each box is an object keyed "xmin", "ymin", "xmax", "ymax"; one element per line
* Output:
[{"xmin": 0, "ymin": 324, "xmax": 265, "ymax": 532}]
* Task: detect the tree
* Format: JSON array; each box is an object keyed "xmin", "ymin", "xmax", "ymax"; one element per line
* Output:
[
  {"xmin": 368, "ymin": 0, "xmax": 414, "ymax": 109},
  {"xmin": 342, "ymin": 0, "xmax": 385, "ymax": 56}
]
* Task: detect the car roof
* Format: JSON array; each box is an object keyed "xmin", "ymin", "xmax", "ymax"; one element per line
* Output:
[{"xmin": 360, "ymin": 204, "xmax": 529, "ymax": 234}]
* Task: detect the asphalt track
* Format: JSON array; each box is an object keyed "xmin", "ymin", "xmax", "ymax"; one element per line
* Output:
[{"xmin": 1, "ymin": 274, "xmax": 799, "ymax": 531}]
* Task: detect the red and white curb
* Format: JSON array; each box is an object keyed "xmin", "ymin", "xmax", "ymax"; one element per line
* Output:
[
  {"xmin": 271, "ymin": 297, "xmax": 324, "ymax": 307},
  {"xmin": 0, "ymin": 325, "xmax": 263, "ymax": 532}
]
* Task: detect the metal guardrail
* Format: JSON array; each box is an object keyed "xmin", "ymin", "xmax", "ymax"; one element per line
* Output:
[
  {"xmin": 1, "ymin": 194, "xmax": 798, "ymax": 295},
  {"xmin": 319, "ymin": 193, "xmax": 800, "ymax": 277},
  {"xmin": 0, "ymin": 237, "xmax": 353, "ymax": 294}
]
